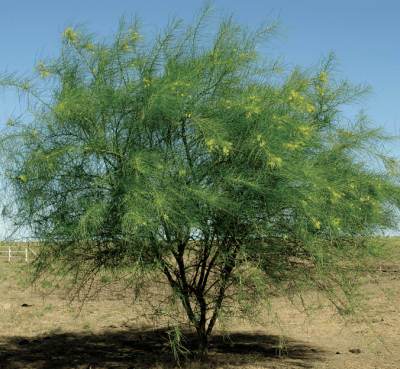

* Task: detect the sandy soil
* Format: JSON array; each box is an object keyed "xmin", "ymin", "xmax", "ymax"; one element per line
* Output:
[{"xmin": 0, "ymin": 240, "xmax": 399, "ymax": 369}]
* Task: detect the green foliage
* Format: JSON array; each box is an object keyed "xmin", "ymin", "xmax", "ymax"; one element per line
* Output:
[
  {"xmin": 100, "ymin": 275, "xmax": 112, "ymax": 283},
  {"xmin": 40, "ymin": 280, "xmax": 52, "ymax": 289},
  {"xmin": 1, "ymin": 0, "xmax": 400, "ymax": 363},
  {"xmin": 83, "ymin": 322, "xmax": 92, "ymax": 330}
]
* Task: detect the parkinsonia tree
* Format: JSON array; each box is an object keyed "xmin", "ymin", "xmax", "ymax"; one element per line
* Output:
[{"xmin": 1, "ymin": 2, "xmax": 400, "ymax": 362}]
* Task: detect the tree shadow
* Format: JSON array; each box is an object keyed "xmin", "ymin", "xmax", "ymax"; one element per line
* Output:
[{"xmin": 0, "ymin": 323, "xmax": 329, "ymax": 369}]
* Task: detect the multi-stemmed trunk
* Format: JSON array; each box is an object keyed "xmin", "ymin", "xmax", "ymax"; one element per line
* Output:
[{"xmin": 162, "ymin": 239, "xmax": 239, "ymax": 362}]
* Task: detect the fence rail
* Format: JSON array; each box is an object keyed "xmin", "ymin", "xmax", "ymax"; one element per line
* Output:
[{"xmin": 0, "ymin": 243, "xmax": 40, "ymax": 262}]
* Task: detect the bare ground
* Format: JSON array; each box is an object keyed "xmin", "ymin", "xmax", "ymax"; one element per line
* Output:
[{"xmin": 0, "ymin": 238, "xmax": 399, "ymax": 369}]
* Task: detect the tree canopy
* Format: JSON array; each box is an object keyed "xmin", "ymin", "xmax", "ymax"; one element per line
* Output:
[{"xmin": 1, "ymin": 1, "xmax": 400, "ymax": 362}]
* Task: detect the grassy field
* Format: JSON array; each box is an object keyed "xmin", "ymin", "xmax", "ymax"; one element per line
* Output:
[{"xmin": 0, "ymin": 237, "xmax": 399, "ymax": 368}]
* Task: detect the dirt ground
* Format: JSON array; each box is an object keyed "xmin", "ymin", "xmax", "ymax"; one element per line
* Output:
[{"xmin": 0, "ymin": 238, "xmax": 399, "ymax": 369}]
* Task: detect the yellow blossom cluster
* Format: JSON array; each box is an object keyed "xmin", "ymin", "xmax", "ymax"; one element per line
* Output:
[
  {"xmin": 331, "ymin": 190, "xmax": 343, "ymax": 204},
  {"xmin": 331, "ymin": 218, "xmax": 341, "ymax": 231},
  {"xmin": 205, "ymin": 138, "xmax": 216, "ymax": 153},
  {"xmin": 134, "ymin": 220, "xmax": 146, "ymax": 230},
  {"xmin": 128, "ymin": 30, "xmax": 142, "ymax": 41},
  {"xmin": 298, "ymin": 125, "xmax": 313, "ymax": 135},
  {"xmin": 257, "ymin": 134, "xmax": 265, "ymax": 147},
  {"xmin": 288, "ymin": 90, "xmax": 316, "ymax": 113},
  {"xmin": 171, "ymin": 81, "xmax": 191, "ymax": 93},
  {"xmin": 244, "ymin": 95, "xmax": 263, "ymax": 118},
  {"xmin": 312, "ymin": 217, "xmax": 321, "ymax": 229},
  {"xmin": 61, "ymin": 27, "xmax": 78, "ymax": 43},
  {"xmin": 38, "ymin": 61, "xmax": 50, "ymax": 80},
  {"xmin": 120, "ymin": 39, "xmax": 132, "ymax": 52},
  {"xmin": 222, "ymin": 141, "xmax": 233, "ymax": 156},
  {"xmin": 319, "ymin": 71, "xmax": 327, "ymax": 86},
  {"xmin": 316, "ymin": 72, "xmax": 327, "ymax": 96},
  {"xmin": 283, "ymin": 142, "xmax": 300, "ymax": 151},
  {"xmin": 85, "ymin": 44, "xmax": 95, "ymax": 54},
  {"xmin": 256, "ymin": 134, "xmax": 283, "ymax": 168},
  {"xmin": 205, "ymin": 139, "xmax": 232, "ymax": 156},
  {"xmin": 117, "ymin": 31, "xmax": 142, "ymax": 54},
  {"xmin": 142, "ymin": 77, "xmax": 149, "ymax": 88},
  {"xmin": 268, "ymin": 156, "xmax": 282, "ymax": 168}
]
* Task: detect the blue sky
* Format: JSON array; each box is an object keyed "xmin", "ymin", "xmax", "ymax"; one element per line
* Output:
[{"xmin": 0, "ymin": 0, "xmax": 399, "ymax": 240}]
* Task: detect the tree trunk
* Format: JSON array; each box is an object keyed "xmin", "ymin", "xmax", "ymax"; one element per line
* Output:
[{"xmin": 196, "ymin": 323, "xmax": 209, "ymax": 361}]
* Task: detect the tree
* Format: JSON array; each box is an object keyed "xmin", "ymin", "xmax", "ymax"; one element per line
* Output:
[{"xmin": 1, "ymin": 0, "xmax": 400, "ymax": 362}]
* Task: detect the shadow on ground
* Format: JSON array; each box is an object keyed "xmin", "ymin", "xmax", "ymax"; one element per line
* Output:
[{"xmin": 0, "ymin": 325, "xmax": 328, "ymax": 369}]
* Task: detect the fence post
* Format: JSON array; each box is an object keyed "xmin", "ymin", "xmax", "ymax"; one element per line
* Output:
[{"xmin": 0, "ymin": 243, "xmax": 40, "ymax": 262}]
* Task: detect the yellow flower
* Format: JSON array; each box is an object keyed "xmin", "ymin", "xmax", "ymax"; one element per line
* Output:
[
  {"xmin": 206, "ymin": 139, "xmax": 215, "ymax": 152},
  {"xmin": 130, "ymin": 32, "xmax": 142, "ymax": 41},
  {"xmin": 121, "ymin": 43, "xmax": 131, "ymax": 52},
  {"xmin": 7, "ymin": 119, "xmax": 14, "ymax": 126},
  {"xmin": 39, "ymin": 61, "xmax": 45, "ymax": 67},
  {"xmin": 319, "ymin": 71, "xmax": 327, "ymax": 86},
  {"xmin": 222, "ymin": 142, "xmax": 232, "ymax": 156},
  {"xmin": 312, "ymin": 218, "xmax": 321, "ymax": 229},
  {"xmin": 32, "ymin": 131, "xmax": 37, "ymax": 137},
  {"xmin": 61, "ymin": 27, "xmax": 77, "ymax": 43},
  {"xmin": 284, "ymin": 143, "xmax": 299, "ymax": 151},
  {"xmin": 270, "ymin": 157, "xmax": 282, "ymax": 167},
  {"xmin": 41, "ymin": 70, "xmax": 50, "ymax": 80}
]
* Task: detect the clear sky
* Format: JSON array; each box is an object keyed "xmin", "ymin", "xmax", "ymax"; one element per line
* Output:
[{"xmin": 0, "ymin": 0, "xmax": 399, "ymax": 240}]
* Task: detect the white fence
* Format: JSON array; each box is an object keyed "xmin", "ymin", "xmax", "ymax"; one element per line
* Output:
[{"xmin": 0, "ymin": 244, "xmax": 39, "ymax": 262}]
